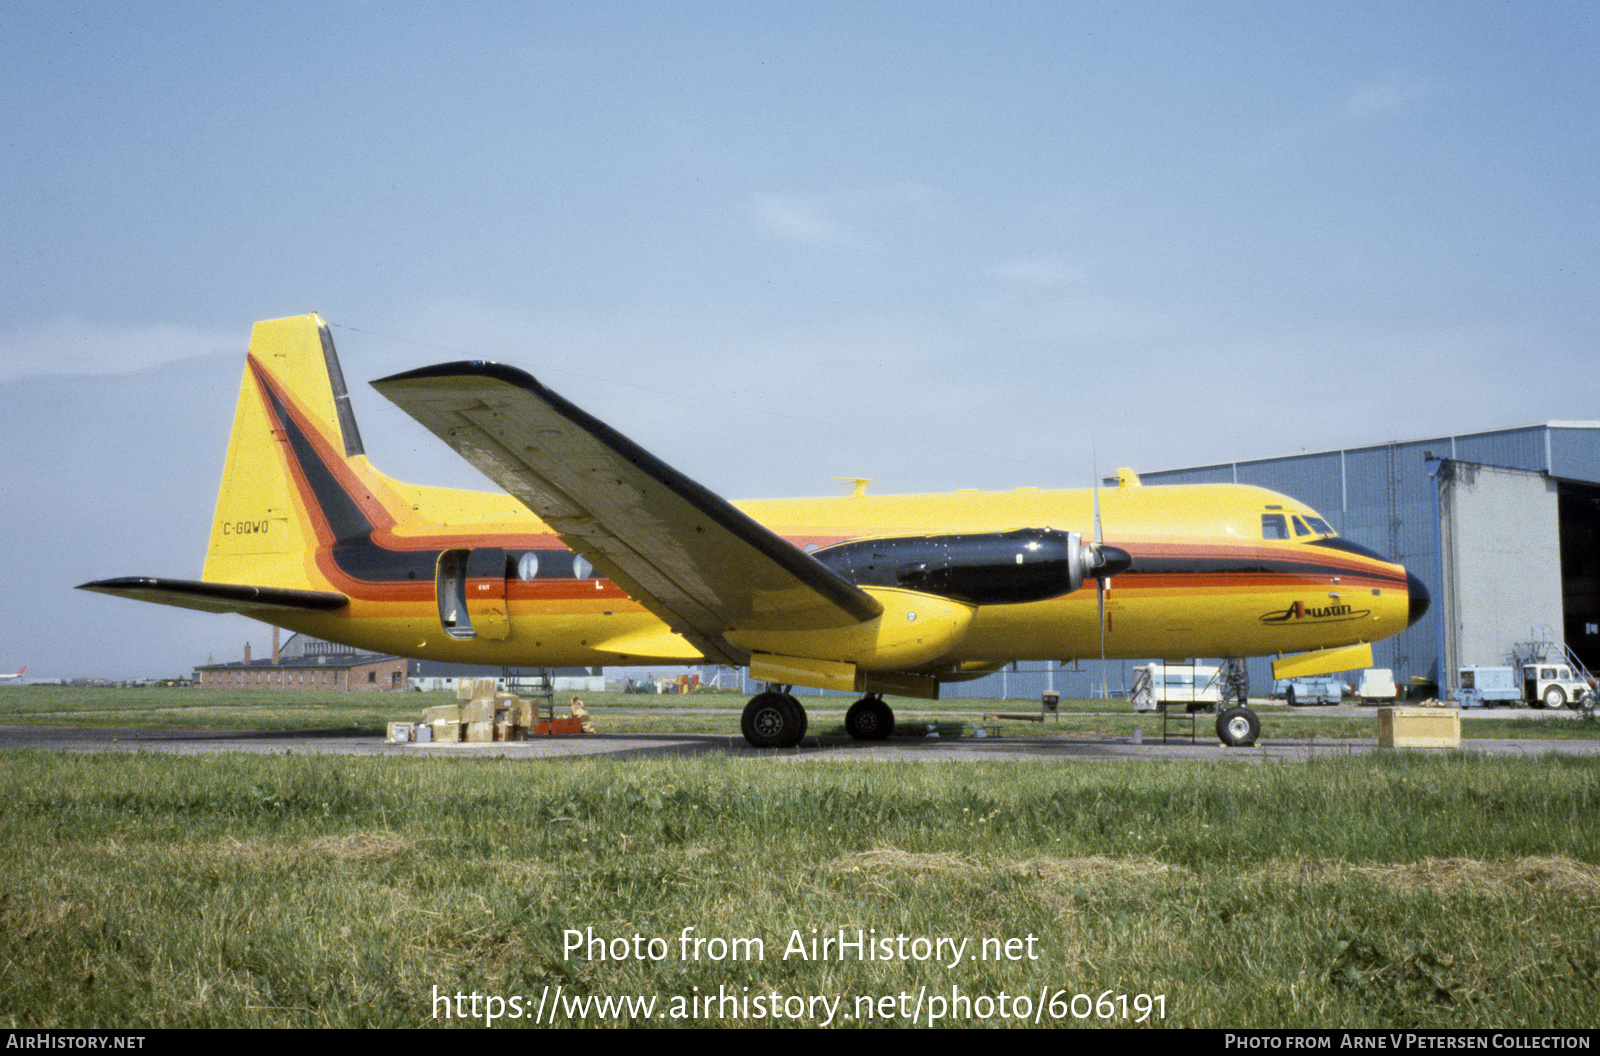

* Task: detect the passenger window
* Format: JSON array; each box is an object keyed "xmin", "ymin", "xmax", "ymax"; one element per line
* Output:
[
  {"xmin": 1261, "ymin": 514, "xmax": 1289, "ymax": 540},
  {"xmin": 517, "ymin": 552, "xmax": 540, "ymax": 582}
]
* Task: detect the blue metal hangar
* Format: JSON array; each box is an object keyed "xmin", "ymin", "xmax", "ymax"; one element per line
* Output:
[{"xmin": 1135, "ymin": 421, "xmax": 1600, "ymax": 699}]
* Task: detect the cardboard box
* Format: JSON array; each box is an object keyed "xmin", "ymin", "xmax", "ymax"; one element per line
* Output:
[
  {"xmin": 464, "ymin": 720, "xmax": 495, "ymax": 743},
  {"xmin": 1378, "ymin": 707, "xmax": 1460, "ymax": 749},
  {"xmin": 385, "ymin": 721, "xmax": 415, "ymax": 743},
  {"xmin": 462, "ymin": 697, "xmax": 496, "ymax": 723},
  {"xmin": 430, "ymin": 719, "xmax": 464, "ymax": 743},
  {"xmin": 422, "ymin": 704, "xmax": 461, "ymax": 724},
  {"xmin": 457, "ymin": 677, "xmax": 498, "ymax": 701}
]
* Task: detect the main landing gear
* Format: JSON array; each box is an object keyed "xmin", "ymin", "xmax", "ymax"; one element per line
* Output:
[
  {"xmin": 739, "ymin": 690, "xmax": 899, "ymax": 747},
  {"xmin": 741, "ymin": 690, "xmax": 808, "ymax": 748},
  {"xmin": 844, "ymin": 694, "xmax": 895, "ymax": 741}
]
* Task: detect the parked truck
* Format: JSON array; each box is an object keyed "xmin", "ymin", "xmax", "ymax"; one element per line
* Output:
[
  {"xmin": 1356, "ymin": 668, "xmax": 1399, "ymax": 704},
  {"xmin": 1457, "ymin": 664, "xmax": 1592, "ymax": 709}
]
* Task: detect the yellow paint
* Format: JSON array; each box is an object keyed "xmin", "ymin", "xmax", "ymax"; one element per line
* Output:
[
  {"xmin": 1272, "ymin": 642, "xmax": 1375, "ymax": 680},
  {"xmin": 92, "ymin": 314, "xmax": 1425, "ymax": 697}
]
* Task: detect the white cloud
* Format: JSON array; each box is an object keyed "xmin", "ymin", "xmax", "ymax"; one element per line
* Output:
[
  {"xmin": 983, "ymin": 256, "xmax": 1088, "ymax": 287},
  {"xmin": 0, "ymin": 317, "xmax": 239, "ymax": 381},
  {"xmin": 749, "ymin": 193, "xmax": 863, "ymax": 247},
  {"xmin": 748, "ymin": 183, "xmax": 943, "ymax": 249},
  {"xmin": 1343, "ymin": 71, "xmax": 1447, "ymax": 117}
]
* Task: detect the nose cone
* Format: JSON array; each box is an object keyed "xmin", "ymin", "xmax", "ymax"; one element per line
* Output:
[{"xmin": 1405, "ymin": 569, "xmax": 1431, "ymax": 626}]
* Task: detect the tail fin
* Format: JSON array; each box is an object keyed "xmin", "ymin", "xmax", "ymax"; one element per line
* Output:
[
  {"xmin": 80, "ymin": 314, "xmax": 397, "ymax": 617},
  {"xmin": 201, "ymin": 314, "xmax": 385, "ymax": 590}
]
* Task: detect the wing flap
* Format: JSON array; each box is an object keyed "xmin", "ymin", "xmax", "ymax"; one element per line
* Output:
[
  {"xmin": 79, "ymin": 577, "xmax": 349, "ymax": 616},
  {"xmin": 372, "ymin": 362, "xmax": 881, "ymax": 663}
]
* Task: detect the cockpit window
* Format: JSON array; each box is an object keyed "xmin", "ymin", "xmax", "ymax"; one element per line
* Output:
[
  {"xmin": 1304, "ymin": 516, "xmax": 1334, "ymax": 536},
  {"xmin": 1262, "ymin": 513, "xmax": 1290, "ymax": 540},
  {"xmin": 1292, "ymin": 516, "xmax": 1311, "ymax": 537}
]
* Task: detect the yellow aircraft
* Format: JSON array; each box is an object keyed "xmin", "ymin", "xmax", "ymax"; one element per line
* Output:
[{"xmin": 81, "ymin": 314, "xmax": 1428, "ymax": 748}]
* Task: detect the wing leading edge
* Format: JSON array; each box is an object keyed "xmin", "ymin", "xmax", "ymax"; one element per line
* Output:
[{"xmin": 372, "ymin": 362, "xmax": 883, "ymax": 666}]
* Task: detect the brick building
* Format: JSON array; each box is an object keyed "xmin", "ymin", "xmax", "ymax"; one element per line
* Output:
[{"xmin": 194, "ymin": 632, "xmax": 408, "ymax": 692}]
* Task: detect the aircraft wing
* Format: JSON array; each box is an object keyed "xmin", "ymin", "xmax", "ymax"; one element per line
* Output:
[
  {"xmin": 373, "ymin": 362, "xmax": 882, "ymax": 666},
  {"xmin": 78, "ymin": 577, "xmax": 349, "ymax": 617}
]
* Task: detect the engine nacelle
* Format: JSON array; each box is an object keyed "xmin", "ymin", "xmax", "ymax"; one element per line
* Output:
[{"xmin": 812, "ymin": 528, "xmax": 1127, "ymax": 606}]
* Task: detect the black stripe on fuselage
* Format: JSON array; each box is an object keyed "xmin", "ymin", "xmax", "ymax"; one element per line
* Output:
[{"xmin": 1118, "ymin": 553, "xmax": 1404, "ymax": 583}]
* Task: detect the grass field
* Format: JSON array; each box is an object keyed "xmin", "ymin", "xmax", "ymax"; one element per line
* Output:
[{"xmin": 1, "ymin": 687, "xmax": 1597, "ymax": 1029}]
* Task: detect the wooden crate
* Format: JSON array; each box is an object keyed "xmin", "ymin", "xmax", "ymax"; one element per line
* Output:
[{"xmin": 1377, "ymin": 707, "xmax": 1460, "ymax": 749}]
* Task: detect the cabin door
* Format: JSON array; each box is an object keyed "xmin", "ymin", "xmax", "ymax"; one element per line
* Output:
[{"xmin": 436, "ymin": 548, "xmax": 511, "ymax": 641}]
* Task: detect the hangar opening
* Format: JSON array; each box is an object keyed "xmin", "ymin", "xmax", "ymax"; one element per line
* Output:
[{"xmin": 1559, "ymin": 480, "xmax": 1600, "ymax": 675}]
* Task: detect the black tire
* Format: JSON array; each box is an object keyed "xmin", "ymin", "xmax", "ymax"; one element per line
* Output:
[
  {"xmin": 845, "ymin": 696, "xmax": 895, "ymax": 741},
  {"xmin": 1543, "ymin": 686, "xmax": 1567, "ymax": 710},
  {"xmin": 1217, "ymin": 706, "xmax": 1261, "ymax": 747},
  {"xmin": 781, "ymin": 694, "xmax": 808, "ymax": 745},
  {"xmin": 741, "ymin": 692, "xmax": 807, "ymax": 748}
]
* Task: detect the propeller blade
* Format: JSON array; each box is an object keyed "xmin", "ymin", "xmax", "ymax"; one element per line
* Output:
[{"xmin": 1093, "ymin": 459, "xmax": 1108, "ymax": 696}]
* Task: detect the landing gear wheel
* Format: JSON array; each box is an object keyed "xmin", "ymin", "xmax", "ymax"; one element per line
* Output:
[
  {"xmin": 1543, "ymin": 686, "xmax": 1567, "ymax": 710},
  {"xmin": 1217, "ymin": 706, "xmax": 1261, "ymax": 748},
  {"xmin": 845, "ymin": 696, "xmax": 895, "ymax": 741},
  {"xmin": 741, "ymin": 692, "xmax": 807, "ymax": 748}
]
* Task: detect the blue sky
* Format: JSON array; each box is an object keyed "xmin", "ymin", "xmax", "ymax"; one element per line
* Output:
[{"xmin": 3, "ymin": 2, "xmax": 1597, "ymax": 678}]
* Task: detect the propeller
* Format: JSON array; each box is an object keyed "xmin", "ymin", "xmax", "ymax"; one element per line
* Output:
[
  {"xmin": 1094, "ymin": 468, "xmax": 1108, "ymax": 698},
  {"xmin": 1088, "ymin": 465, "xmax": 1132, "ymax": 697}
]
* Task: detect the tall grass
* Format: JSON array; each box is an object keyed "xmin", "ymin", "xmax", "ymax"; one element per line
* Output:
[{"xmin": 1, "ymin": 750, "xmax": 1595, "ymax": 1027}]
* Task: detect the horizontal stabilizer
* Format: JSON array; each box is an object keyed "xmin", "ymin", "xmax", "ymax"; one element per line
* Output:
[{"xmin": 78, "ymin": 577, "xmax": 349, "ymax": 616}]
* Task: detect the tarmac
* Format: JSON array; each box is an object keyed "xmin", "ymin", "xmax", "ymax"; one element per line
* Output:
[{"xmin": 2, "ymin": 708, "xmax": 1597, "ymax": 763}]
